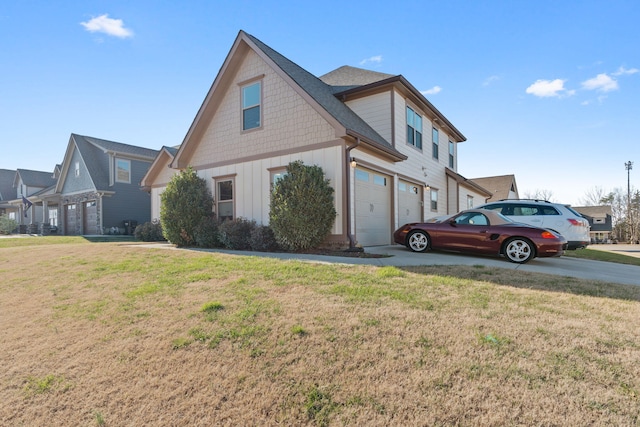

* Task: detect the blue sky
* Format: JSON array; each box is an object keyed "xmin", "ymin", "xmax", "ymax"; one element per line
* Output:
[{"xmin": 1, "ymin": 0, "xmax": 638, "ymax": 206}]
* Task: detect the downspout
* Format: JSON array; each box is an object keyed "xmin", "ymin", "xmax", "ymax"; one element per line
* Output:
[{"xmin": 345, "ymin": 138, "xmax": 360, "ymax": 249}]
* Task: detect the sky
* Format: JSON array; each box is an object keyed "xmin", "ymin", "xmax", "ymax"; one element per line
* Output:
[{"xmin": 1, "ymin": 0, "xmax": 638, "ymax": 206}]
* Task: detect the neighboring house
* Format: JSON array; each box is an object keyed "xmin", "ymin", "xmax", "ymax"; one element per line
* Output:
[
  {"xmin": 7, "ymin": 168, "xmax": 58, "ymax": 232},
  {"xmin": 54, "ymin": 134, "xmax": 158, "ymax": 235},
  {"xmin": 470, "ymin": 175, "xmax": 519, "ymax": 203},
  {"xmin": 141, "ymin": 145, "xmax": 180, "ymax": 221},
  {"xmin": 151, "ymin": 30, "xmax": 486, "ymax": 247},
  {"xmin": 0, "ymin": 169, "xmax": 17, "ymax": 217},
  {"xmin": 573, "ymin": 205, "xmax": 613, "ymax": 243}
]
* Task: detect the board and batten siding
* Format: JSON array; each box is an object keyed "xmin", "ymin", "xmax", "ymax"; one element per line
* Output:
[{"xmin": 196, "ymin": 144, "xmax": 344, "ymax": 235}]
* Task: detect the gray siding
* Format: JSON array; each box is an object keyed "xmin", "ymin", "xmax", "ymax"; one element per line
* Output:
[
  {"xmin": 102, "ymin": 159, "xmax": 153, "ymax": 229},
  {"xmin": 61, "ymin": 149, "xmax": 96, "ymax": 193}
]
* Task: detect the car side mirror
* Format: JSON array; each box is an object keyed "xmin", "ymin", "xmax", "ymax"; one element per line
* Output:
[{"xmin": 449, "ymin": 219, "xmax": 457, "ymax": 226}]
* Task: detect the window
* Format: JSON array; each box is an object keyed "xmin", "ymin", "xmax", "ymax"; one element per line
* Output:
[
  {"xmin": 406, "ymin": 107, "xmax": 422, "ymax": 149},
  {"xmin": 242, "ymin": 81, "xmax": 261, "ymax": 130},
  {"xmin": 449, "ymin": 140, "xmax": 455, "ymax": 168},
  {"xmin": 49, "ymin": 208, "xmax": 58, "ymax": 226},
  {"xmin": 432, "ymin": 128, "xmax": 439, "ymax": 160},
  {"xmin": 115, "ymin": 159, "xmax": 131, "ymax": 183},
  {"xmin": 467, "ymin": 195, "xmax": 474, "ymax": 209},
  {"xmin": 374, "ymin": 175, "xmax": 387, "ymax": 186},
  {"xmin": 270, "ymin": 169, "xmax": 287, "ymax": 191},
  {"xmin": 216, "ymin": 179, "xmax": 234, "ymax": 221},
  {"xmin": 355, "ymin": 169, "xmax": 369, "ymax": 182},
  {"xmin": 455, "ymin": 212, "xmax": 488, "ymax": 226},
  {"xmin": 75, "ymin": 161, "xmax": 80, "ymax": 177},
  {"xmin": 430, "ymin": 189, "xmax": 438, "ymax": 211}
]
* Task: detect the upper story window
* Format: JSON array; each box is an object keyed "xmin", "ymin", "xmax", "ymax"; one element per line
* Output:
[
  {"xmin": 75, "ymin": 161, "xmax": 80, "ymax": 177},
  {"xmin": 467, "ymin": 195, "xmax": 474, "ymax": 209},
  {"xmin": 115, "ymin": 158, "xmax": 131, "ymax": 183},
  {"xmin": 432, "ymin": 128, "xmax": 439, "ymax": 160},
  {"xmin": 242, "ymin": 81, "xmax": 261, "ymax": 131},
  {"xmin": 449, "ymin": 140, "xmax": 455, "ymax": 168},
  {"xmin": 406, "ymin": 107, "xmax": 422, "ymax": 149}
]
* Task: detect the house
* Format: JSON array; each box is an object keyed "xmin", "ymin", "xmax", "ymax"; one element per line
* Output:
[
  {"xmin": 0, "ymin": 169, "xmax": 17, "ymax": 217},
  {"xmin": 53, "ymin": 134, "xmax": 158, "ymax": 235},
  {"xmin": 141, "ymin": 145, "xmax": 180, "ymax": 221},
  {"xmin": 573, "ymin": 205, "xmax": 613, "ymax": 243},
  {"xmin": 149, "ymin": 30, "xmax": 490, "ymax": 247},
  {"xmin": 470, "ymin": 174, "xmax": 519, "ymax": 203},
  {"xmin": 5, "ymin": 168, "xmax": 59, "ymax": 233}
]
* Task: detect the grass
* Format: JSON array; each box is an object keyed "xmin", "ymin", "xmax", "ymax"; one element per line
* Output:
[{"xmin": 0, "ymin": 238, "xmax": 639, "ymax": 425}]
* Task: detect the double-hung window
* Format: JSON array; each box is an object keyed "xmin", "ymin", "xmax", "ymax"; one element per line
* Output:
[
  {"xmin": 242, "ymin": 81, "xmax": 261, "ymax": 131},
  {"xmin": 406, "ymin": 107, "xmax": 422, "ymax": 149},
  {"xmin": 430, "ymin": 189, "xmax": 438, "ymax": 211},
  {"xmin": 115, "ymin": 159, "xmax": 131, "ymax": 183},
  {"xmin": 432, "ymin": 128, "xmax": 439, "ymax": 160},
  {"xmin": 216, "ymin": 179, "xmax": 234, "ymax": 221}
]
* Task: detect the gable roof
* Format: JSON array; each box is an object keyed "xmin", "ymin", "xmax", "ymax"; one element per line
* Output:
[
  {"xmin": 173, "ymin": 30, "xmax": 407, "ymax": 168},
  {"xmin": 140, "ymin": 145, "xmax": 180, "ymax": 189},
  {"xmin": 573, "ymin": 205, "xmax": 612, "ymax": 218},
  {"xmin": 56, "ymin": 134, "xmax": 158, "ymax": 193},
  {"xmin": 470, "ymin": 175, "xmax": 519, "ymax": 201},
  {"xmin": 15, "ymin": 168, "xmax": 57, "ymax": 190},
  {"xmin": 0, "ymin": 169, "xmax": 16, "ymax": 201}
]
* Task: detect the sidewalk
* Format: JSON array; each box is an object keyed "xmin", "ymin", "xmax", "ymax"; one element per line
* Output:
[{"xmin": 587, "ymin": 244, "xmax": 640, "ymax": 258}]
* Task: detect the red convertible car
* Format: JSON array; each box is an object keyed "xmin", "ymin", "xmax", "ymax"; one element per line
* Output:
[{"xmin": 393, "ymin": 209, "xmax": 567, "ymax": 264}]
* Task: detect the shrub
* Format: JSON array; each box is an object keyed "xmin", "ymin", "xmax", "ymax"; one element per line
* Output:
[
  {"xmin": 134, "ymin": 220, "xmax": 165, "ymax": 242},
  {"xmin": 160, "ymin": 167, "xmax": 213, "ymax": 246},
  {"xmin": 269, "ymin": 161, "xmax": 336, "ymax": 251},
  {"xmin": 250, "ymin": 224, "xmax": 281, "ymax": 252},
  {"xmin": 0, "ymin": 215, "xmax": 18, "ymax": 235},
  {"xmin": 218, "ymin": 217, "xmax": 256, "ymax": 250},
  {"xmin": 194, "ymin": 216, "xmax": 222, "ymax": 248}
]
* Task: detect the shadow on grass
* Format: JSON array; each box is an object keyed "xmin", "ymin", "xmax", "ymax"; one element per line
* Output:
[{"xmin": 399, "ymin": 264, "xmax": 640, "ymax": 303}]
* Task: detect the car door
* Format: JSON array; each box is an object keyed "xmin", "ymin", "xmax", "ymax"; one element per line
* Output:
[
  {"xmin": 505, "ymin": 203, "xmax": 544, "ymax": 228},
  {"xmin": 435, "ymin": 212, "xmax": 496, "ymax": 253}
]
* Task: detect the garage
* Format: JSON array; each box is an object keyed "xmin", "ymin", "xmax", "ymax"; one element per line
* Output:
[
  {"xmin": 398, "ymin": 180, "xmax": 422, "ymax": 226},
  {"xmin": 83, "ymin": 201, "xmax": 97, "ymax": 234},
  {"xmin": 354, "ymin": 167, "xmax": 391, "ymax": 246}
]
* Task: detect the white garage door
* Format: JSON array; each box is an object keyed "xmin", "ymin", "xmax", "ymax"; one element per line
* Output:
[
  {"xmin": 398, "ymin": 180, "xmax": 422, "ymax": 226},
  {"xmin": 355, "ymin": 167, "xmax": 391, "ymax": 246}
]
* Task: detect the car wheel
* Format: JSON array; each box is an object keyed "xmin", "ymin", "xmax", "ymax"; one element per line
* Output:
[
  {"xmin": 504, "ymin": 238, "xmax": 534, "ymax": 264},
  {"xmin": 407, "ymin": 230, "xmax": 430, "ymax": 253}
]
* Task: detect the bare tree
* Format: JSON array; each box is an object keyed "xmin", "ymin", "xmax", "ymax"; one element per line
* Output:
[
  {"xmin": 579, "ymin": 186, "xmax": 608, "ymax": 206},
  {"xmin": 522, "ymin": 189, "xmax": 555, "ymax": 202}
]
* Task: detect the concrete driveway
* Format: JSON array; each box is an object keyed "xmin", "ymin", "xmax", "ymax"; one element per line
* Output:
[{"xmin": 182, "ymin": 243, "xmax": 640, "ymax": 287}]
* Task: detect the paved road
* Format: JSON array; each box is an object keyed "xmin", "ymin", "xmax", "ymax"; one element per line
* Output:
[{"xmin": 172, "ymin": 243, "xmax": 640, "ymax": 287}]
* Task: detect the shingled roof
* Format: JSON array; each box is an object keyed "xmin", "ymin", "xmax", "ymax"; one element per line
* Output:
[
  {"xmin": 244, "ymin": 32, "xmax": 406, "ymax": 160},
  {"xmin": 0, "ymin": 169, "xmax": 17, "ymax": 201},
  {"xmin": 58, "ymin": 134, "xmax": 158, "ymax": 192},
  {"xmin": 15, "ymin": 168, "xmax": 57, "ymax": 190}
]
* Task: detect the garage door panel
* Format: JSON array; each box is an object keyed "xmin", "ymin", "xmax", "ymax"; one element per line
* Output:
[{"xmin": 355, "ymin": 168, "xmax": 391, "ymax": 247}]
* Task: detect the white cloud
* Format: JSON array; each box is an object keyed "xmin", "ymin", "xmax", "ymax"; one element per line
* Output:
[
  {"xmin": 421, "ymin": 86, "xmax": 442, "ymax": 95},
  {"xmin": 581, "ymin": 73, "xmax": 618, "ymax": 92},
  {"xmin": 525, "ymin": 79, "xmax": 572, "ymax": 97},
  {"xmin": 482, "ymin": 75, "xmax": 500, "ymax": 86},
  {"xmin": 359, "ymin": 55, "xmax": 382, "ymax": 66},
  {"xmin": 612, "ymin": 66, "xmax": 639, "ymax": 76},
  {"xmin": 81, "ymin": 14, "xmax": 134, "ymax": 38}
]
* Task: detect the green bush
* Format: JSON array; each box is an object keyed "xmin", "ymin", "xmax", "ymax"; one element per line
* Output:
[
  {"xmin": 218, "ymin": 217, "xmax": 256, "ymax": 250},
  {"xmin": 134, "ymin": 220, "xmax": 165, "ymax": 242},
  {"xmin": 250, "ymin": 224, "xmax": 281, "ymax": 252},
  {"xmin": 269, "ymin": 161, "xmax": 336, "ymax": 251},
  {"xmin": 0, "ymin": 215, "xmax": 18, "ymax": 235},
  {"xmin": 194, "ymin": 216, "xmax": 222, "ymax": 248},
  {"xmin": 160, "ymin": 167, "xmax": 213, "ymax": 247}
]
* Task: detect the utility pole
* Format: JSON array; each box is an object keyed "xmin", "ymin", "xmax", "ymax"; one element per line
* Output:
[{"xmin": 625, "ymin": 161, "xmax": 633, "ymax": 243}]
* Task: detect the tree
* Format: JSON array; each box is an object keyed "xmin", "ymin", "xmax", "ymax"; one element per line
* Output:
[
  {"xmin": 269, "ymin": 161, "xmax": 336, "ymax": 251},
  {"xmin": 580, "ymin": 186, "xmax": 608, "ymax": 206},
  {"xmin": 160, "ymin": 167, "xmax": 213, "ymax": 246},
  {"xmin": 523, "ymin": 189, "xmax": 555, "ymax": 202}
]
